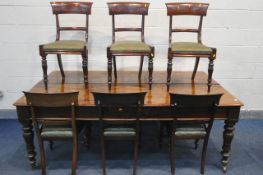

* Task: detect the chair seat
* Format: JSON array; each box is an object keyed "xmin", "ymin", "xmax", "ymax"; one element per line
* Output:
[
  {"xmin": 110, "ymin": 40, "xmax": 151, "ymax": 53},
  {"xmin": 41, "ymin": 125, "xmax": 73, "ymax": 139},
  {"xmin": 175, "ymin": 124, "xmax": 206, "ymax": 138},
  {"xmin": 171, "ymin": 42, "xmax": 212, "ymax": 55},
  {"xmin": 104, "ymin": 127, "xmax": 136, "ymax": 137},
  {"xmin": 43, "ymin": 40, "xmax": 85, "ymax": 51}
]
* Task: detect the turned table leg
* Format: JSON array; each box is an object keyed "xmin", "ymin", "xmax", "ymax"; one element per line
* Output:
[
  {"xmin": 221, "ymin": 108, "xmax": 239, "ymax": 172},
  {"xmin": 17, "ymin": 106, "xmax": 37, "ymax": 168}
]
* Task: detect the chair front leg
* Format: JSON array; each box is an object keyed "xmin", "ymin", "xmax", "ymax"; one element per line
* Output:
[
  {"xmin": 41, "ymin": 56, "xmax": 48, "ymax": 89},
  {"xmin": 107, "ymin": 48, "xmax": 112, "ymax": 90},
  {"xmin": 167, "ymin": 49, "xmax": 173, "ymax": 91},
  {"xmin": 201, "ymin": 137, "xmax": 209, "ymax": 174},
  {"xmin": 148, "ymin": 48, "xmax": 154, "ymax": 90},
  {"xmin": 132, "ymin": 135, "xmax": 139, "ymax": 175},
  {"xmin": 81, "ymin": 48, "xmax": 88, "ymax": 85},
  {"xmin": 169, "ymin": 134, "xmax": 175, "ymax": 175},
  {"xmin": 101, "ymin": 135, "xmax": 106, "ymax": 175},
  {"xmin": 208, "ymin": 48, "xmax": 216, "ymax": 92},
  {"xmin": 71, "ymin": 137, "xmax": 78, "ymax": 175}
]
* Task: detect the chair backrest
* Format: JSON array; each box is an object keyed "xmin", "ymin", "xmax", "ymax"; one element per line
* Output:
[
  {"xmin": 50, "ymin": 1, "xmax": 93, "ymax": 42},
  {"xmin": 107, "ymin": 2, "xmax": 150, "ymax": 43},
  {"xmin": 92, "ymin": 92, "xmax": 146, "ymax": 120},
  {"xmin": 24, "ymin": 91, "xmax": 79, "ymax": 140},
  {"xmin": 166, "ymin": 3, "xmax": 209, "ymax": 45},
  {"xmin": 24, "ymin": 91, "xmax": 79, "ymax": 121},
  {"xmin": 169, "ymin": 93, "xmax": 222, "ymax": 119}
]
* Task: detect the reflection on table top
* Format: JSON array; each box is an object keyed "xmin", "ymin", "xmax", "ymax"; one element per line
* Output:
[{"xmin": 14, "ymin": 71, "xmax": 243, "ymax": 107}]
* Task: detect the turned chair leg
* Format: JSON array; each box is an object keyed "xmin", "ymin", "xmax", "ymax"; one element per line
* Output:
[
  {"xmin": 41, "ymin": 56, "xmax": 48, "ymax": 89},
  {"xmin": 81, "ymin": 49, "xmax": 88, "ymax": 85},
  {"xmin": 208, "ymin": 48, "xmax": 216, "ymax": 92},
  {"xmin": 167, "ymin": 56, "xmax": 173, "ymax": 91},
  {"xmin": 192, "ymin": 57, "xmax": 200, "ymax": 80},
  {"xmin": 107, "ymin": 49, "xmax": 112, "ymax": 90},
  {"xmin": 207, "ymin": 58, "xmax": 214, "ymax": 92},
  {"xmin": 138, "ymin": 56, "xmax": 144, "ymax": 81},
  {"xmin": 57, "ymin": 54, "xmax": 65, "ymax": 79}
]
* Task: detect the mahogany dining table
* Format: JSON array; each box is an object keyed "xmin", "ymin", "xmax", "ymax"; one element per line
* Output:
[{"xmin": 14, "ymin": 70, "xmax": 243, "ymax": 172}]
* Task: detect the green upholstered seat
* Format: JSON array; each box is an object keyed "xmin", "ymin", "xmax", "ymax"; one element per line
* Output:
[
  {"xmin": 104, "ymin": 127, "xmax": 136, "ymax": 137},
  {"xmin": 41, "ymin": 125, "xmax": 73, "ymax": 139},
  {"xmin": 171, "ymin": 42, "xmax": 212, "ymax": 55},
  {"xmin": 175, "ymin": 124, "xmax": 206, "ymax": 138},
  {"xmin": 110, "ymin": 40, "xmax": 151, "ymax": 53},
  {"xmin": 43, "ymin": 40, "xmax": 85, "ymax": 51}
]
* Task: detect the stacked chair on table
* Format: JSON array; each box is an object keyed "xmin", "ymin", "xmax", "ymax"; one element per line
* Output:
[
  {"xmin": 106, "ymin": 2, "xmax": 155, "ymax": 89},
  {"xmin": 92, "ymin": 92, "xmax": 147, "ymax": 175},
  {"xmin": 39, "ymin": 1, "xmax": 93, "ymax": 88},
  {"xmin": 166, "ymin": 93, "xmax": 222, "ymax": 174},
  {"xmin": 24, "ymin": 92, "xmax": 81, "ymax": 175},
  {"xmin": 166, "ymin": 3, "xmax": 216, "ymax": 91}
]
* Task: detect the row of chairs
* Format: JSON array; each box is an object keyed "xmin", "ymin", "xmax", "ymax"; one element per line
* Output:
[
  {"xmin": 39, "ymin": 1, "xmax": 216, "ymax": 91},
  {"xmin": 24, "ymin": 91, "xmax": 222, "ymax": 175}
]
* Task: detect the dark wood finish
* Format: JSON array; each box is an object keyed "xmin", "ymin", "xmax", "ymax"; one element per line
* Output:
[
  {"xmin": 166, "ymin": 3, "xmax": 215, "ymax": 92},
  {"xmin": 23, "ymin": 92, "xmax": 79, "ymax": 175},
  {"xmin": 166, "ymin": 3, "xmax": 209, "ymax": 16},
  {"xmin": 168, "ymin": 93, "xmax": 222, "ymax": 174},
  {"xmin": 108, "ymin": 2, "xmax": 149, "ymax": 15},
  {"xmin": 51, "ymin": 1, "xmax": 92, "ymax": 14},
  {"xmin": 93, "ymin": 92, "xmax": 146, "ymax": 175},
  {"xmin": 14, "ymin": 71, "xmax": 243, "ymax": 172},
  {"xmin": 39, "ymin": 1, "xmax": 93, "ymax": 88},
  {"xmin": 107, "ymin": 2, "xmax": 154, "ymax": 89}
]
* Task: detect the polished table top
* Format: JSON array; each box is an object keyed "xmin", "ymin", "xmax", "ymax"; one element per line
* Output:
[{"xmin": 14, "ymin": 71, "xmax": 243, "ymax": 108}]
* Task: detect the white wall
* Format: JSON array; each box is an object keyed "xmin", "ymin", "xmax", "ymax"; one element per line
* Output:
[{"xmin": 0, "ymin": 0, "xmax": 262, "ymax": 110}]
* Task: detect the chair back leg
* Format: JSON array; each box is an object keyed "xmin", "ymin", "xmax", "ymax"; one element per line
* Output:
[
  {"xmin": 113, "ymin": 56, "xmax": 117, "ymax": 79},
  {"xmin": 191, "ymin": 57, "xmax": 200, "ymax": 80},
  {"xmin": 71, "ymin": 138, "xmax": 78, "ymax": 175},
  {"xmin": 132, "ymin": 136, "xmax": 139, "ymax": 175},
  {"xmin": 200, "ymin": 137, "xmax": 209, "ymax": 174},
  {"xmin": 39, "ymin": 139, "xmax": 47, "ymax": 175},
  {"xmin": 101, "ymin": 136, "xmax": 106, "ymax": 175},
  {"xmin": 57, "ymin": 54, "xmax": 65, "ymax": 78},
  {"xmin": 138, "ymin": 56, "xmax": 144, "ymax": 80}
]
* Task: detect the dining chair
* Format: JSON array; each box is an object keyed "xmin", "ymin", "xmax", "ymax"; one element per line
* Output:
[
  {"xmin": 39, "ymin": 1, "xmax": 93, "ymax": 88},
  {"xmin": 166, "ymin": 3, "xmax": 216, "ymax": 91},
  {"xmin": 24, "ymin": 91, "xmax": 80, "ymax": 175},
  {"xmin": 168, "ymin": 93, "xmax": 222, "ymax": 174},
  {"xmin": 107, "ymin": 2, "xmax": 154, "ymax": 89},
  {"xmin": 92, "ymin": 92, "xmax": 146, "ymax": 175}
]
